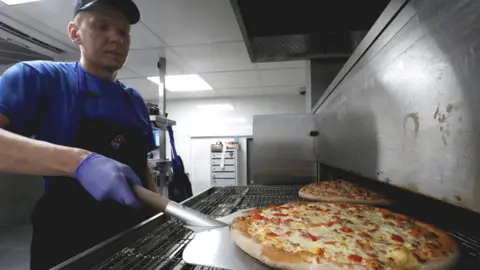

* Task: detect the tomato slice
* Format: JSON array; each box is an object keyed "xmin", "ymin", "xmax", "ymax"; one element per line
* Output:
[
  {"xmin": 267, "ymin": 232, "xmax": 278, "ymax": 237},
  {"xmin": 309, "ymin": 234, "xmax": 319, "ymax": 241},
  {"xmin": 410, "ymin": 229, "xmax": 421, "ymax": 237},
  {"xmin": 340, "ymin": 226, "xmax": 353, "ymax": 233},
  {"xmin": 282, "ymin": 219, "xmax": 294, "ymax": 224},
  {"xmin": 358, "ymin": 232, "xmax": 371, "ymax": 238},
  {"xmin": 391, "ymin": 234, "xmax": 404, "ymax": 243},
  {"xmin": 348, "ymin": 254, "xmax": 363, "ymax": 262},
  {"xmin": 251, "ymin": 212, "xmax": 263, "ymax": 220}
]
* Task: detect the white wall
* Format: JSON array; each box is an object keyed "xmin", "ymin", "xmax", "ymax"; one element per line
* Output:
[{"xmin": 157, "ymin": 95, "xmax": 306, "ymax": 194}]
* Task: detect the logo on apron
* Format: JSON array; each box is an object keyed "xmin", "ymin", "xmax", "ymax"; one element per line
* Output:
[{"xmin": 111, "ymin": 135, "xmax": 126, "ymax": 150}]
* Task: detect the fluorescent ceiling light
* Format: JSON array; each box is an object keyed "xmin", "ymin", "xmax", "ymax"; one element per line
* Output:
[
  {"xmin": 1, "ymin": 0, "xmax": 40, "ymax": 4},
  {"xmin": 197, "ymin": 104, "xmax": 234, "ymax": 111},
  {"xmin": 147, "ymin": 74, "xmax": 212, "ymax": 92}
]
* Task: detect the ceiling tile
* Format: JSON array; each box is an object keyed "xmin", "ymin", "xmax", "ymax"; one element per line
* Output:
[
  {"xmin": 263, "ymin": 86, "xmax": 302, "ymax": 95},
  {"xmin": 137, "ymin": 0, "xmax": 242, "ymax": 46},
  {"xmin": 201, "ymin": 71, "xmax": 261, "ymax": 89},
  {"xmin": 173, "ymin": 42, "xmax": 255, "ymax": 73},
  {"xmin": 9, "ymin": 0, "xmax": 78, "ymax": 49},
  {"xmin": 259, "ymin": 68, "xmax": 307, "ymax": 87},
  {"xmin": 255, "ymin": 61, "xmax": 307, "ymax": 70},
  {"xmin": 167, "ymin": 91, "xmax": 217, "ymax": 100},
  {"xmin": 215, "ymin": 88, "xmax": 264, "ymax": 98},
  {"xmin": 125, "ymin": 48, "xmax": 193, "ymax": 77},
  {"xmin": 164, "ymin": 48, "xmax": 195, "ymax": 75},
  {"xmin": 120, "ymin": 78, "xmax": 159, "ymax": 100},
  {"xmin": 116, "ymin": 67, "xmax": 140, "ymax": 79},
  {"xmin": 130, "ymin": 22, "xmax": 166, "ymax": 49}
]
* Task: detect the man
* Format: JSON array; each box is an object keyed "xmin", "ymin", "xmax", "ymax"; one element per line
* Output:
[{"xmin": 0, "ymin": 0, "xmax": 158, "ymax": 269}]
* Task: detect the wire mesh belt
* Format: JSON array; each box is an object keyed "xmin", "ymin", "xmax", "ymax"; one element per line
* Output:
[{"xmin": 89, "ymin": 186, "xmax": 480, "ymax": 270}]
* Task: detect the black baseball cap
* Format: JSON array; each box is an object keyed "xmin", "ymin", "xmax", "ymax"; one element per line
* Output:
[{"xmin": 73, "ymin": 0, "xmax": 140, "ymax": 25}]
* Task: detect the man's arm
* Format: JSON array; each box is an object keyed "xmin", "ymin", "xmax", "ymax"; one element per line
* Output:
[
  {"xmin": 0, "ymin": 114, "xmax": 89, "ymax": 176},
  {"xmin": 0, "ymin": 63, "xmax": 90, "ymax": 176},
  {"xmin": 145, "ymin": 166, "xmax": 157, "ymax": 192}
]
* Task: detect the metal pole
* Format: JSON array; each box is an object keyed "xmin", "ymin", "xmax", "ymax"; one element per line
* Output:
[
  {"xmin": 156, "ymin": 57, "xmax": 169, "ymax": 196},
  {"xmin": 157, "ymin": 57, "xmax": 167, "ymax": 163}
]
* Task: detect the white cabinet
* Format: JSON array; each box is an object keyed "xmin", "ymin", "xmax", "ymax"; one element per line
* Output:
[{"xmin": 211, "ymin": 149, "xmax": 238, "ymax": 187}]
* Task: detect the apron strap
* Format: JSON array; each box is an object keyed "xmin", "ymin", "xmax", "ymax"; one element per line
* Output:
[{"xmin": 167, "ymin": 126, "xmax": 179, "ymax": 168}]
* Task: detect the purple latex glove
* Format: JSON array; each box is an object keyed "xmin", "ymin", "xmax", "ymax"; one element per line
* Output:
[{"xmin": 73, "ymin": 153, "xmax": 142, "ymax": 208}]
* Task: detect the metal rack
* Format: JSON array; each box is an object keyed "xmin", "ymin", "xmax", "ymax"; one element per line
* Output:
[{"xmin": 54, "ymin": 185, "xmax": 480, "ymax": 270}]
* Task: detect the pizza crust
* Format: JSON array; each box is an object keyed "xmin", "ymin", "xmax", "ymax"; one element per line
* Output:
[{"xmin": 299, "ymin": 188, "xmax": 392, "ymax": 205}]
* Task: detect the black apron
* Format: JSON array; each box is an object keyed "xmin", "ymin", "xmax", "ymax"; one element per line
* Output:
[{"xmin": 30, "ymin": 64, "xmax": 153, "ymax": 270}]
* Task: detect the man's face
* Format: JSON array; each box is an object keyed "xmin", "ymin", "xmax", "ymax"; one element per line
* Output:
[{"xmin": 71, "ymin": 6, "xmax": 131, "ymax": 72}]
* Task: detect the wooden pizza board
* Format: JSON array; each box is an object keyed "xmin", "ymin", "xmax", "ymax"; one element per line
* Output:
[{"xmin": 182, "ymin": 209, "xmax": 269, "ymax": 270}]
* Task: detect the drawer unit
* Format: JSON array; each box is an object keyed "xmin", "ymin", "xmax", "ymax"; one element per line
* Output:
[
  {"xmin": 212, "ymin": 165, "xmax": 235, "ymax": 172},
  {"xmin": 212, "ymin": 172, "xmax": 236, "ymax": 179},
  {"xmin": 211, "ymin": 151, "xmax": 235, "ymax": 159},
  {"xmin": 212, "ymin": 159, "xmax": 235, "ymax": 166},
  {"xmin": 212, "ymin": 178, "xmax": 236, "ymax": 186},
  {"xmin": 211, "ymin": 149, "xmax": 238, "ymax": 187}
]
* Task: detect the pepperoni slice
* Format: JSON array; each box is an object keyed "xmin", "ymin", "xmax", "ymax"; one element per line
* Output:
[
  {"xmin": 394, "ymin": 216, "xmax": 406, "ymax": 222},
  {"xmin": 391, "ymin": 234, "xmax": 404, "ymax": 243},
  {"xmin": 339, "ymin": 204, "xmax": 347, "ymax": 208},
  {"xmin": 273, "ymin": 213, "xmax": 288, "ymax": 217},
  {"xmin": 341, "ymin": 226, "xmax": 353, "ymax": 233},
  {"xmin": 348, "ymin": 254, "xmax": 363, "ymax": 262},
  {"xmin": 267, "ymin": 232, "xmax": 278, "ymax": 237},
  {"xmin": 324, "ymin": 241, "xmax": 336, "ymax": 245}
]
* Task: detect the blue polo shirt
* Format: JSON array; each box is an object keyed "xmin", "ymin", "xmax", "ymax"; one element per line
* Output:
[{"xmin": 0, "ymin": 61, "xmax": 155, "ymax": 154}]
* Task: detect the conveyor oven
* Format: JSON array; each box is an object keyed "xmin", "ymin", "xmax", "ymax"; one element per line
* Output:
[
  {"xmin": 53, "ymin": 0, "xmax": 480, "ymax": 269},
  {"xmin": 52, "ymin": 183, "xmax": 480, "ymax": 270}
]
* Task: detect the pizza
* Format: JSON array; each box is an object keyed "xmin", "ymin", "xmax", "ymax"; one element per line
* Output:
[
  {"xmin": 299, "ymin": 180, "xmax": 391, "ymax": 205},
  {"xmin": 230, "ymin": 202, "xmax": 458, "ymax": 270}
]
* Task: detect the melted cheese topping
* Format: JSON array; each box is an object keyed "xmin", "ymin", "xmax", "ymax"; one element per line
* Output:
[{"xmin": 246, "ymin": 203, "xmax": 450, "ymax": 270}]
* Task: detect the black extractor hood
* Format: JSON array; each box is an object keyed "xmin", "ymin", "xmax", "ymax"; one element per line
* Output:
[{"xmin": 230, "ymin": 0, "xmax": 391, "ymax": 62}]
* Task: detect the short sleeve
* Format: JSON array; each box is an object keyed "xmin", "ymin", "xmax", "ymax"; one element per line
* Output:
[{"xmin": 0, "ymin": 63, "xmax": 46, "ymax": 135}]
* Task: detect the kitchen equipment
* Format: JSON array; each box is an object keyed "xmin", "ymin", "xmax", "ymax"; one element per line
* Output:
[
  {"xmin": 134, "ymin": 185, "xmax": 263, "ymax": 269},
  {"xmin": 51, "ymin": 186, "xmax": 480, "ymax": 270},
  {"xmin": 182, "ymin": 209, "xmax": 268, "ymax": 270}
]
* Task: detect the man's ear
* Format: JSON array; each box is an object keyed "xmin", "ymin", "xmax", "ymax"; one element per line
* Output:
[{"xmin": 68, "ymin": 21, "xmax": 81, "ymax": 45}]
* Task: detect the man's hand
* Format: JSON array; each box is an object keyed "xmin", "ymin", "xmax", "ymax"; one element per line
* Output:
[{"xmin": 74, "ymin": 153, "xmax": 142, "ymax": 208}]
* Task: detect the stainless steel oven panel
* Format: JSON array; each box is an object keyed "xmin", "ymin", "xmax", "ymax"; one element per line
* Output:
[{"xmin": 314, "ymin": 0, "xmax": 480, "ymax": 212}]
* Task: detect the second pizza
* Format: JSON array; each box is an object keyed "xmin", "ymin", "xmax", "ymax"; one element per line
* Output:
[{"xmin": 299, "ymin": 179, "xmax": 391, "ymax": 205}]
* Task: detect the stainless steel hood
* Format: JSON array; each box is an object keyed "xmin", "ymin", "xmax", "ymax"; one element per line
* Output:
[{"xmin": 230, "ymin": 0, "xmax": 391, "ymax": 62}]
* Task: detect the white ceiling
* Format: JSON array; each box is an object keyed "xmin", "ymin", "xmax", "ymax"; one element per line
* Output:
[{"xmin": 0, "ymin": 0, "xmax": 309, "ymax": 100}]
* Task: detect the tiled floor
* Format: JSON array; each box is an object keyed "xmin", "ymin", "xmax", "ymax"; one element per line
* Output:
[{"xmin": 0, "ymin": 224, "xmax": 31, "ymax": 270}]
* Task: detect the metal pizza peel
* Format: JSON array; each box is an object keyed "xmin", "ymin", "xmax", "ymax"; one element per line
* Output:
[
  {"xmin": 130, "ymin": 186, "xmax": 267, "ymax": 270},
  {"xmin": 182, "ymin": 209, "xmax": 269, "ymax": 270}
]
